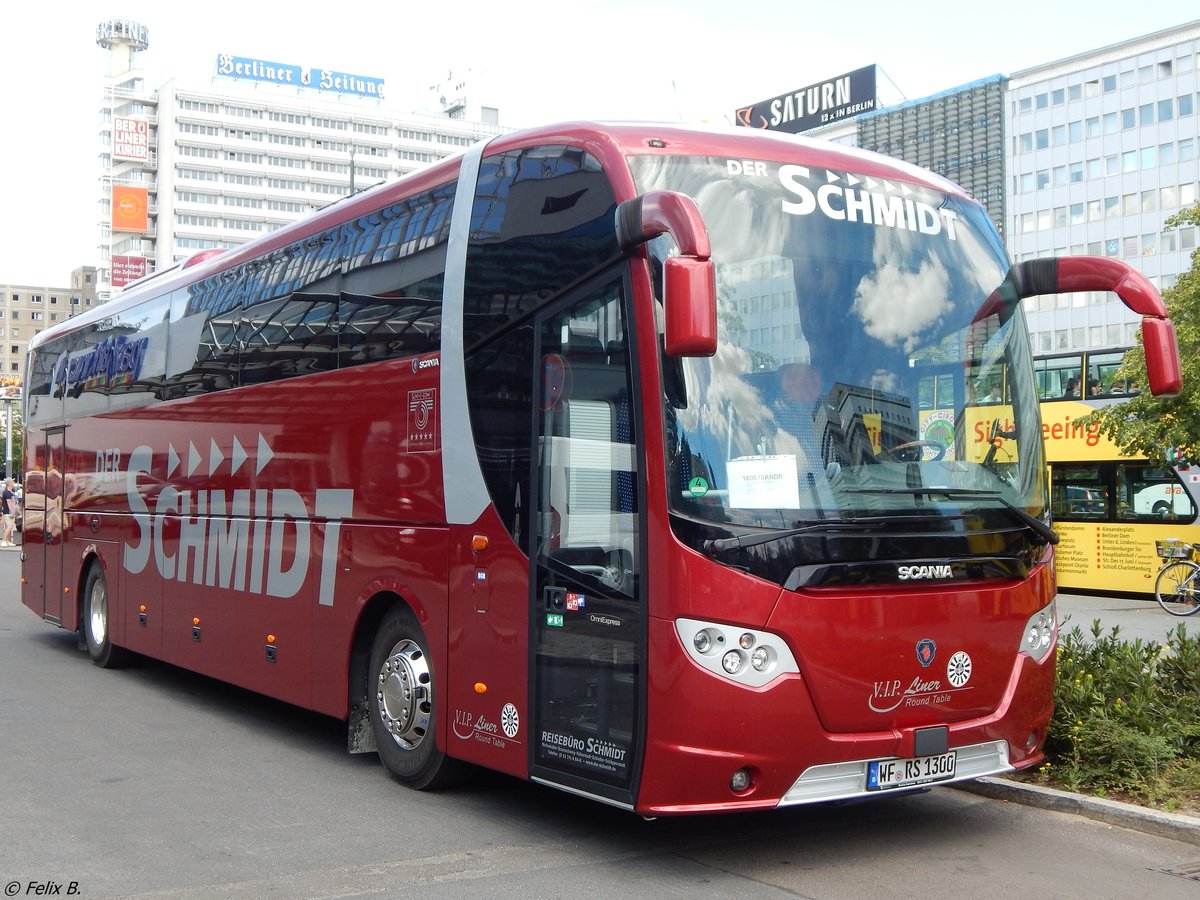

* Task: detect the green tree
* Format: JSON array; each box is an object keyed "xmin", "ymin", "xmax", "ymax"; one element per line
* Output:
[{"xmin": 1078, "ymin": 202, "xmax": 1200, "ymax": 465}]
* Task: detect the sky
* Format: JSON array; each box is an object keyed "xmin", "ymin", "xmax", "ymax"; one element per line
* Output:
[{"xmin": 3, "ymin": 1, "xmax": 1199, "ymax": 286}]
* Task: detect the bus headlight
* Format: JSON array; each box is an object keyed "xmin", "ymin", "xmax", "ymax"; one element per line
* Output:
[
  {"xmin": 751, "ymin": 645, "xmax": 773, "ymax": 672},
  {"xmin": 676, "ymin": 618, "xmax": 800, "ymax": 688},
  {"xmin": 1019, "ymin": 600, "xmax": 1057, "ymax": 662}
]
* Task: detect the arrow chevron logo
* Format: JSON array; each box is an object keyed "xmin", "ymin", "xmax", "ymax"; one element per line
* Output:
[{"xmin": 165, "ymin": 432, "xmax": 276, "ymax": 478}]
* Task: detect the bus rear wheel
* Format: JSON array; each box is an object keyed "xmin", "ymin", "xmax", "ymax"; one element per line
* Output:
[
  {"xmin": 367, "ymin": 607, "xmax": 465, "ymax": 790},
  {"xmin": 82, "ymin": 564, "xmax": 130, "ymax": 668}
]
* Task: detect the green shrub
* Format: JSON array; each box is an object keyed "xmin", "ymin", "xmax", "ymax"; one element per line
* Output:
[{"xmin": 1041, "ymin": 619, "xmax": 1200, "ymax": 807}]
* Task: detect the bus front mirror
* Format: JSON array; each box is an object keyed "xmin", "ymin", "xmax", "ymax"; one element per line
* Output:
[
  {"xmin": 1054, "ymin": 256, "xmax": 1166, "ymax": 316},
  {"xmin": 1007, "ymin": 256, "xmax": 1183, "ymax": 397},
  {"xmin": 1142, "ymin": 318, "xmax": 1183, "ymax": 397},
  {"xmin": 664, "ymin": 257, "xmax": 717, "ymax": 357},
  {"xmin": 616, "ymin": 190, "xmax": 718, "ymax": 357}
]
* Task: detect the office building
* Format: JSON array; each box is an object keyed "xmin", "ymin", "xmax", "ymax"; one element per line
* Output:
[
  {"xmin": 1006, "ymin": 21, "xmax": 1199, "ymax": 355},
  {"xmin": 855, "ymin": 76, "xmax": 1007, "ymax": 238},
  {"xmin": 96, "ymin": 19, "xmax": 506, "ymax": 302},
  {"xmin": 0, "ymin": 268, "xmax": 98, "ymax": 382}
]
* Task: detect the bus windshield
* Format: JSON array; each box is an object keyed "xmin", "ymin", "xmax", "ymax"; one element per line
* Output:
[{"xmin": 630, "ymin": 153, "xmax": 1044, "ymax": 548}]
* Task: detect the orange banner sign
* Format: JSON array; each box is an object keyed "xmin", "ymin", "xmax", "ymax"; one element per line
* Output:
[{"xmin": 112, "ymin": 185, "xmax": 148, "ymax": 233}]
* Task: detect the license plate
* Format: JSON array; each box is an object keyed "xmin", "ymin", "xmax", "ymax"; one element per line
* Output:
[{"xmin": 867, "ymin": 751, "xmax": 957, "ymax": 790}]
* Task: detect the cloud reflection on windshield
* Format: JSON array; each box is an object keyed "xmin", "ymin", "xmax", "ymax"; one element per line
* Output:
[{"xmin": 852, "ymin": 253, "xmax": 952, "ymax": 354}]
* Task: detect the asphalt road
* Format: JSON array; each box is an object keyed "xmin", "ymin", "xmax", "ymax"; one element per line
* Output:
[
  {"xmin": 1056, "ymin": 590, "xmax": 1199, "ymax": 645},
  {"xmin": 3, "ymin": 545, "xmax": 1199, "ymax": 899}
]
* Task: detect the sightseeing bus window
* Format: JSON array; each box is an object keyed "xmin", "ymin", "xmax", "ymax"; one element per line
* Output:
[
  {"xmin": 935, "ymin": 373, "xmax": 954, "ymax": 409},
  {"xmin": 969, "ymin": 364, "xmax": 1005, "ymax": 404},
  {"xmin": 918, "ymin": 372, "xmax": 958, "ymax": 411},
  {"xmin": 918, "ymin": 376, "xmax": 934, "ymax": 410},
  {"xmin": 1051, "ymin": 464, "xmax": 1109, "ymax": 520},
  {"xmin": 1088, "ymin": 351, "xmax": 1126, "ymax": 395},
  {"xmin": 1123, "ymin": 464, "xmax": 1197, "ymax": 522},
  {"xmin": 1052, "ymin": 462, "xmax": 1197, "ymax": 525},
  {"xmin": 1035, "ymin": 354, "xmax": 1083, "ymax": 399},
  {"xmin": 1114, "ymin": 465, "xmax": 1136, "ymax": 519}
]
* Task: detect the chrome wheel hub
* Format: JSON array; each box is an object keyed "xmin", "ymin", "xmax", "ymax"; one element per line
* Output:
[
  {"xmin": 376, "ymin": 639, "xmax": 431, "ymax": 750},
  {"xmin": 89, "ymin": 579, "xmax": 108, "ymax": 646}
]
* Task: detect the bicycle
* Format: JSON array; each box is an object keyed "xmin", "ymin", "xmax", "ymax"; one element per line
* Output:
[{"xmin": 1153, "ymin": 538, "xmax": 1200, "ymax": 616}]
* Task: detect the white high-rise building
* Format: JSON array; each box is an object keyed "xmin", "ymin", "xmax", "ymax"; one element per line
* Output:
[
  {"xmin": 1006, "ymin": 21, "xmax": 1200, "ymax": 355},
  {"xmin": 95, "ymin": 20, "xmax": 506, "ymax": 303}
]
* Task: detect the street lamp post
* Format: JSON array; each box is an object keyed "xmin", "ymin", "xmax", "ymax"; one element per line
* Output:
[
  {"xmin": 1, "ymin": 389, "xmax": 21, "ymax": 480},
  {"xmin": 3, "ymin": 398, "xmax": 12, "ymax": 479}
]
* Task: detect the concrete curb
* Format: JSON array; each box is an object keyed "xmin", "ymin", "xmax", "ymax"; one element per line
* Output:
[{"xmin": 955, "ymin": 776, "xmax": 1200, "ymax": 846}]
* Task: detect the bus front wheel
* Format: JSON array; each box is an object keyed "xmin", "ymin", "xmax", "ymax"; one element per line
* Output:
[
  {"xmin": 82, "ymin": 564, "xmax": 130, "ymax": 668},
  {"xmin": 367, "ymin": 607, "xmax": 465, "ymax": 790}
]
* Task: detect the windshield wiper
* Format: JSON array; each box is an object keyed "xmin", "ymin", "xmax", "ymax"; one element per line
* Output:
[
  {"xmin": 702, "ymin": 515, "xmax": 949, "ymax": 553},
  {"xmin": 844, "ymin": 487, "xmax": 1059, "ymax": 546}
]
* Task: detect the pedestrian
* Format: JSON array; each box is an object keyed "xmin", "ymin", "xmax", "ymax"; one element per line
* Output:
[{"xmin": 1, "ymin": 478, "xmax": 16, "ymax": 547}]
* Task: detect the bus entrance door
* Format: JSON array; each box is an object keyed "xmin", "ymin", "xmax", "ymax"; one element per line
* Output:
[
  {"xmin": 528, "ymin": 287, "xmax": 644, "ymax": 805},
  {"xmin": 25, "ymin": 430, "xmax": 66, "ymax": 625}
]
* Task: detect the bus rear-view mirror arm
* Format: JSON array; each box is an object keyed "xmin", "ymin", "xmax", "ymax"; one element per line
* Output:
[
  {"xmin": 616, "ymin": 190, "xmax": 717, "ymax": 357},
  {"xmin": 983, "ymin": 257, "xmax": 1182, "ymax": 397}
]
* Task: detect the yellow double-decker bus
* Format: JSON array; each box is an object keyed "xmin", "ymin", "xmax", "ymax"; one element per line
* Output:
[
  {"xmin": 1037, "ymin": 349, "xmax": 1200, "ymax": 595},
  {"xmin": 917, "ymin": 347, "xmax": 1198, "ymax": 595}
]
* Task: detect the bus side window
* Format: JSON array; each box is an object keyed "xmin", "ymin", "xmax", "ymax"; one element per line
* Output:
[
  {"xmin": 166, "ymin": 286, "xmax": 240, "ymax": 398},
  {"xmin": 25, "ymin": 339, "xmax": 66, "ymax": 426},
  {"xmin": 537, "ymin": 287, "xmax": 639, "ymax": 599},
  {"xmin": 1050, "ymin": 464, "xmax": 1108, "ymax": 521},
  {"xmin": 1125, "ymin": 464, "xmax": 1198, "ymax": 523},
  {"xmin": 1090, "ymin": 351, "xmax": 1126, "ymax": 397},
  {"xmin": 1114, "ymin": 467, "xmax": 1136, "ymax": 519},
  {"xmin": 337, "ymin": 185, "xmax": 454, "ymax": 369},
  {"xmin": 463, "ymin": 144, "xmax": 619, "ymax": 349}
]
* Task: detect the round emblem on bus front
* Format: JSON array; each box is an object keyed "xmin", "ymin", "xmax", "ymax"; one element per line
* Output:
[
  {"xmin": 501, "ymin": 702, "xmax": 520, "ymax": 738},
  {"xmin": 947, "ymin": 651, "xmax": 972, "ymax": 687}
]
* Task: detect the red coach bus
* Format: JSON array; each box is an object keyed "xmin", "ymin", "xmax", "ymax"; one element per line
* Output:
[{"xmin": 20, "ymin": 122, "xmax": 1182, "ymax": 814}]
